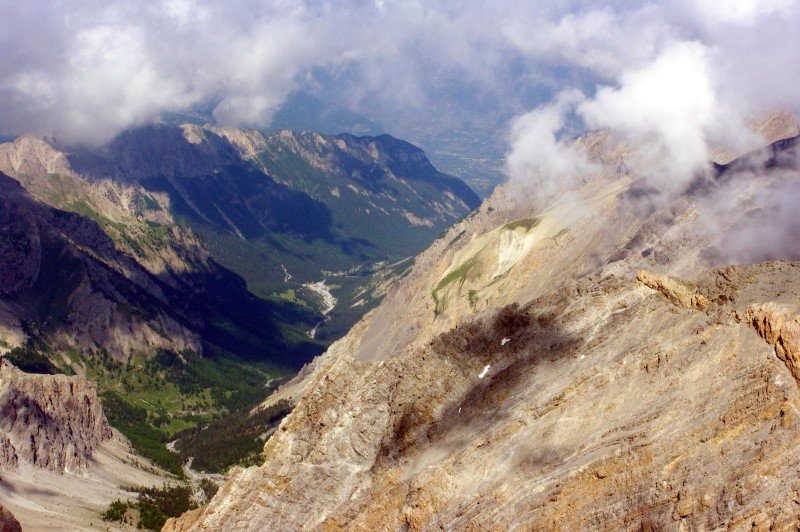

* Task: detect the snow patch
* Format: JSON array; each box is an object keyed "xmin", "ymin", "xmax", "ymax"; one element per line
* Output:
[
  {"xmin": 501, "ymin": 338, "xmax": 510, "ymax": 346},
  {"xmin": 478, "ymin": 365, "xmax": 491, "ymax": 379}
]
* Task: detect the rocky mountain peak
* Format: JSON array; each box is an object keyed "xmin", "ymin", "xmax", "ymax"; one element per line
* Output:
[{"xmin": 0, "ymin": 135, "xmax": 73, "ymax": 177}]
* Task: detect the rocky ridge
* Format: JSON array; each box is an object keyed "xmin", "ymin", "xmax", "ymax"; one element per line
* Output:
[
  {"xmin": 167, "ymin": 114, "xmax": 800, "ymax": 529},
  {"xmin": 0, "ymin": 172, "xmax": 201, "ymax": 359},
  {"xmin": 0, "ymin": 135, "xmax": 210, "ymax": 281},
  {"xmin": 60, "ymin": 124, "xmax": 480, "ymax": 295}
]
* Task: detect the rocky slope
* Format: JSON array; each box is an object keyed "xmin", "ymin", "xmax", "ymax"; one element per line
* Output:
[
  {"xmin": 0, "ymin": 359, "xmax": 111, "ymax": 473},
  {"xmin": 167, "ymin": 119, "xmax": 800, "ymax": 529},
  {"xmin": 0, "ymin": 172, "xmax": 200, "ymax": 359},
  {"xmin": 0, "ymin": 135, "xmax": 210, "ymax": 282},
  {"xmin": 0, "ymin": 169, "xmax": 320, "ymax": 367}
]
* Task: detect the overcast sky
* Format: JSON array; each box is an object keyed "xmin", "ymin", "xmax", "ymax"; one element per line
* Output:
[{"xmin": 1, "ymin": 0, "xmax": 799, "ymax": 189}]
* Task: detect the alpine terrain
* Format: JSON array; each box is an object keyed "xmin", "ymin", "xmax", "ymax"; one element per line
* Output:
[
  {"xmin": 166, "ymin": 112, "xmax": 800, "ymax": 530},
  {"xmin": 0, "ymin": 123, "xmax": 477, "ymax": 528},
  {"xmin": 2, "ymin": 1, "xmax": 800, "ymax": 531}
]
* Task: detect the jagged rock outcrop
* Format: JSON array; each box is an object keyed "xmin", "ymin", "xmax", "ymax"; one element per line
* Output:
[
  {"xmin": 0, "ymin": 359, "xmax": 112, "ymax": 472},
  {"xmin": 636, "ymin": 269, "xmax": 710, "ymax": 310},
  {"xmin": 748, "ymin": 303, "xmax": 800, "ymax": 381}
]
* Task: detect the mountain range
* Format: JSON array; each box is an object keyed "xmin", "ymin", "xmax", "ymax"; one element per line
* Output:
[
  {"xmin": 3, "ymin": 104, "xmax": 800, "ymax": 530},
  {"xmin": 0, "ymin": 125, "xmax": 479, "ymax": 337},
  {"xmin": 165, "ymin": 112, "xmax": 800, "ymax": 530}
]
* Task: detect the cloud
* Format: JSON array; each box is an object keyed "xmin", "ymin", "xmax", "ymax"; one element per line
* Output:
[
  {"xmin": 578, "ymin": 41, "xmax": 718, "ymax": 191},
  {"xmin": 0, "ymin": 0, "xmax": 531, "ymax": 144},
  {"xmin": 503, "ymin": 5, "xmax": 672, "ymax": 78},
  {"xmin": 1, "ymin": 0, "xmax": 799, "ymax": 157},
  {"xmin": 0, "ymin": 0, "xmax": 338, "ymax": 144},
  {"xmin": 506, "ymin": 89, "xmax": 597, "ymax": 197},
  {"xmin": 502, "ymin": 0, "xmax": 800, "ymax": 201}
]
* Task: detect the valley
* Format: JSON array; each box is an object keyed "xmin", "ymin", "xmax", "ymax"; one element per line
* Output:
[
  {"xmin": 3, "ymin": 116, "xmax": 800, "ymax": 530},
  {"xmin": 0, "ymin": 123, "xmax": 477, "ymax": 529}
]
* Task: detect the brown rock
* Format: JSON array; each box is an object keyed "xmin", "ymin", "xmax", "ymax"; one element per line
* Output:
[
  {"xmin": 748, "ymin": 303, "xmax": 788, "ymax": 345},
  {"xmin": 166, "ymin": 132, "xmax": 800, "ymax": 531},
  {"xmin": 637, "ymin": 270, "xmax": 709, "ymax": 310},
  {"xmin": 747, "ymin": 303, "xmax": 800, "ymax": 381},
  {"xmin": 0, "ymin": 504, "xmax": 21, "ymax": 532}
]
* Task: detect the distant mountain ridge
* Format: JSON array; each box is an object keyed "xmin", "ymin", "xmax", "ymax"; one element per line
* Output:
[
  {"xmin": 0, "ymin": 171, "xmax": 317, "ymax": 367},
  {"xmin": 10, "ymin": 124, "xmax": 478, "ymax": 340}
]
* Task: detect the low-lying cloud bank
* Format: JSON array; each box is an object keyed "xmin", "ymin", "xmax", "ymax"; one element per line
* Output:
[
  {"xmin": 0, "ymin": 0, "xmax": 550, "ymax": 144},
  {"xmin": 1, "ymin": 1, "xmax": 799, "ymax": 191}
]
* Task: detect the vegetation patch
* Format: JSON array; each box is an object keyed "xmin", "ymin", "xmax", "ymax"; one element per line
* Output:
[
  {"xmin": 431, "ymin": 253, "xmax": 482, "ymax": 314},
  {"xmin": 468, "ymin": 289, "xmax": 479, "ymax": 308},
  {"xmin": 103, "ymin": 484, "xmax": 196, "ymax": 531},
  {"xmin": 91, "ymin": 348, "xmax": 285, "ymax": 476},
  {"xmin": 101, "ymin": 390, "xmax": 184, "ymax": 476},
  {"xmin": 173, "ymin": 399, "xmax": 293, "ymax": 473},
  {"xmin": 6, "ymin": 338, "xmax": 291, "ymax": 478},
  {"xmin": 271, "ymin": 288, "xmax": 310, "ymax": 308},
  {"xmin": 4, "ymin": 344, "xmax": 61, "ymax": 374},
  {"xmin": 503, "ymin": 216, "xmax": 542, "ymax": 232}
]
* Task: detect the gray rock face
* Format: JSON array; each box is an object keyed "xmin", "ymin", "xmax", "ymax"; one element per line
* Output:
[
  {"xmin": 0, "ymin": 172, "xmax": 201, "ymax": 360},
  {"xmin": 0, "ymin": 359, "xmax": 112, "ymax": 473}
]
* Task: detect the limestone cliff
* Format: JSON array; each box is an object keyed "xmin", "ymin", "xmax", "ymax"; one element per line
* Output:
[
  {"xmin": 0, "ymin": 359, "xmax": 112, "ymax": 473},
  {"xmin": 165, "ymin": 125, "xmax": 800, "ymax": 529}
]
